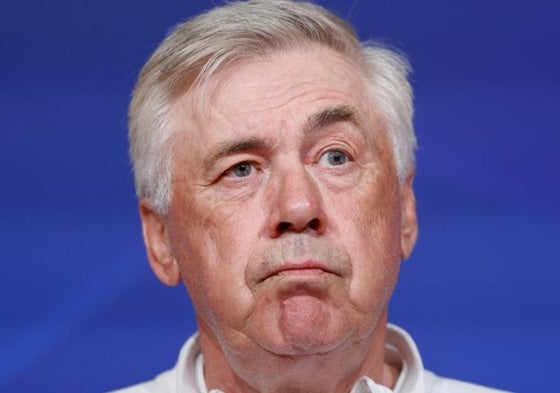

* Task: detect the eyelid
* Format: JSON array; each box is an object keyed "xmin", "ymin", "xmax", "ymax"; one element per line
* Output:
[
  {"xmin": 216, "ymin": 157, "xmax": 264, "ymax": 184},
  {"xmin": 223, "ymin": 161, "xmax": 255, "ymax": 177},
  {"xmin": 317, "ymin": 144, "xmax": 355, "ymax": 163}
]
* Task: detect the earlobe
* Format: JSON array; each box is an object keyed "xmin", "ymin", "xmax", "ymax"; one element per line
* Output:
[
  {"xmin": 139, "ymin": 199, "xmax": 182, "ymax": 286},
  {"xmin": 400, "ymin": 170, "xmax": 418, "ymax": 260}
]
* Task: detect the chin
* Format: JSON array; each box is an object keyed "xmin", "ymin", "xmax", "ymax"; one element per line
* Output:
[
  {"xmin": 260, "ymin": 295, "xmax": 356, "ymax": 356},
  {"xmin": 281, "ymin": 331, "xmax": 348, "ymax": 356}
]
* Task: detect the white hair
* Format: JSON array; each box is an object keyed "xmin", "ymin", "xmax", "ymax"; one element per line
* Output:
[{"xmin": 129, "ymin": 0, "xmax": 415, "ymax": 215}]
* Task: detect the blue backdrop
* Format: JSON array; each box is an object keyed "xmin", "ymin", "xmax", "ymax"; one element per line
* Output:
[{"xmin": 1, "ymin": 1, "xmax": 559, "ymax": 392}]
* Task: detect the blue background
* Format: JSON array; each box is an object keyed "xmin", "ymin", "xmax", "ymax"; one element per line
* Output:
[{"xmin": 1, "ymin": 0, "xmax": 559, "ymax": 392}]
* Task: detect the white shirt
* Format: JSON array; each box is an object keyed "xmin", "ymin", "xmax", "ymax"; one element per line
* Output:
[{"xmin": 110, "ymin": 324, "xmax": 511, "ymax": 393}]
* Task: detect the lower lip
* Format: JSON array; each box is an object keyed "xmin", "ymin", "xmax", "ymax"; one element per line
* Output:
[{"xmin": 276, "ymin": 268, "xmax": 326, "ymax": 277}]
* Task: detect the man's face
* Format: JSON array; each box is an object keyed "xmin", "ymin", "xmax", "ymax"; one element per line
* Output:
[{"xmin": 145, "ymin": 47, "xmax": 416, "ymax": 359}]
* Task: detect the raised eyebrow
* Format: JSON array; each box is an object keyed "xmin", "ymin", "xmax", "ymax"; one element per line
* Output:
[
  {"xmin": 203, "ymin": 137, "xmax": 266, "ymax": 171},
  {"xmin": 304, "ymin": 104, "xmax": 360, "ymax": 136}
]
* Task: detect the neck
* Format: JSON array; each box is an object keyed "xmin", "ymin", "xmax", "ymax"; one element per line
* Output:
[{"xmin": 198, "ymin": 313, "xmax": 398, "ymax": 393}]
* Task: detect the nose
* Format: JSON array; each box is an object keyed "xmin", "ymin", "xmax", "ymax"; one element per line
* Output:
[{"xmin": 266, "ymin": 164, "xmax": 327, "ymax": 238}]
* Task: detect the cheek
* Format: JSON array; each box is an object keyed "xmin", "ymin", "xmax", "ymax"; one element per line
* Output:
[
  {"xmin": 168, "ymin": 192, "xmax": 261, "ymax": 327},
  {"xmin": 336, "ymin": 173, "xmax": 402, "ymax": 308}
]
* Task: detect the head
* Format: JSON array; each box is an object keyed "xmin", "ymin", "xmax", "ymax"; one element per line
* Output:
[
  {"xmin": 129, "ymin": 0, "xmax": 415, "ymax": 217},
  {"xmin": 130, "ymin": 0, "xmax": 418, "ymax": 390}
]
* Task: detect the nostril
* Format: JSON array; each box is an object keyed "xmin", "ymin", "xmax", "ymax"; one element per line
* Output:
[
  {"xmin": 275, "ymin": 218, "xmax": 321, "ymax": 235},
  {"xmin": 308, "ymin": 218, "xmax": 320, "ymax": 230},
  {"xmin": 277, "ymin": 222, "xmax": 291, "ymax": 233}
]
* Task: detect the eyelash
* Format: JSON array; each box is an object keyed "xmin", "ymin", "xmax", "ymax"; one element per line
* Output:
[
  {"xmin": 318, "ymin": 145, "xmax": 354, "ymax": 165},
  {"xmin": 225, "ymin": 161, "xmax": 255, "ymax": 178},
  {"xmin": 320, "ymin": 149, "xmax": 350, "ymax": 165}
]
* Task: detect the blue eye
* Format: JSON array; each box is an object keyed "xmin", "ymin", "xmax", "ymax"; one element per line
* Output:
[
  {"xmin": 322, "ymin": 150, "xmax": 349, "ymax": 166},
  {"xmin": 229, "ymin": 161, "xmax": 254, "ymax": 177}
]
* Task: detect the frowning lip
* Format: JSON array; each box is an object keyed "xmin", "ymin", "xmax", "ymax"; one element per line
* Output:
[{"xmin": 258, "ymin": 260, "xmax": 338, "ymax": 283}]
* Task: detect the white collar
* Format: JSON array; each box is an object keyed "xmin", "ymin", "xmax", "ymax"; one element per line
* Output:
[{"xmin": 177, "ymin": 323, "xmax": 425, "ymax": 393}]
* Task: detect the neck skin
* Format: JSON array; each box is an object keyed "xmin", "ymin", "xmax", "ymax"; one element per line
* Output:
[{"xmin": 198, "ymin": 312, "xmax": 399, "ymax": 393}]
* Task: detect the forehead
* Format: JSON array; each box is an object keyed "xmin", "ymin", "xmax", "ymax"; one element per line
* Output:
[{"xmin": 171, "ymin": 47, "xmax": 375, "ymax": 139}]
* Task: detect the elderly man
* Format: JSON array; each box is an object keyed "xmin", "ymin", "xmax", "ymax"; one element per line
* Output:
[{"xmin": 115, "ymin": 1, "xmax": 510, "ymax": 392}]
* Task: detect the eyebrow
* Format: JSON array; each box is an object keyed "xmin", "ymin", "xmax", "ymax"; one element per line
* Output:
[
  {"xmin": 303, "ymin": 104, "xmax": 359, "ymax": 136},
  {"xmin": 203, "ymin": 137, "xmax": 266, "ymax": 171}
]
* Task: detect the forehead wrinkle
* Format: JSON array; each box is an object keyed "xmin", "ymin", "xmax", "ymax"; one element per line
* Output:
[
  {"xmin": 227, "ymin": 82, "xmax": 318, "ymax": 122},
  {"xmin": 206, "ymin": 55, "xmax": 315, "ymax": 115}
]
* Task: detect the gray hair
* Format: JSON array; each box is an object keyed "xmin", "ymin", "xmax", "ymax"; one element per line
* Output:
[{"xmin": 129, "ymin": 0, "xmax": 415, "ymax": 215}]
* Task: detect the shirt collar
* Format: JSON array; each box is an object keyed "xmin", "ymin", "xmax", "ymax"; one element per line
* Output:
[
  {"xmin": 178, "ymin": 323, "xmax": 425, "ymax": 393},
  {"xmin": 386, "ymin": 323, "xmax": 425, "ymax": 393}
]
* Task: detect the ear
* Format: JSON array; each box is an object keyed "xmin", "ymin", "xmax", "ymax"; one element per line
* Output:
[
  {"xmin": 138, "ymin": 199, "xmax": 181, "ymax": 286},
  {"xmin": 400, "ymin": 170, "xmax": 418, "ymax": 260}
]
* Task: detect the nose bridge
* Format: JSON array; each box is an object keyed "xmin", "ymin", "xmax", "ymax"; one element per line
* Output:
[
  {"xmin": 282, "ymin": 164, "xmax": 319, "ymax": 213},
  {"xmin": 267, "ymin": 158, "xmax": 326, "ymax": 236}
]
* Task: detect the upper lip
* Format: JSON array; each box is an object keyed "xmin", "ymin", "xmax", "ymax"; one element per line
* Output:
[{"xmin": 259, "ymin": 260, "xmax": 337, "ymax": 283}]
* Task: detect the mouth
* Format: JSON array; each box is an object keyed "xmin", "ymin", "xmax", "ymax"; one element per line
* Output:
[{"xmin": 259, "ymin": 261, "xmax": 337, "ymax": 283}]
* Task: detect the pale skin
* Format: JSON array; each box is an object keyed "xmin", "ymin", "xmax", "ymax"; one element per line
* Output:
[{"xmin": 139, "ymin": 46, "xmax": 418, "ymax": 393}]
